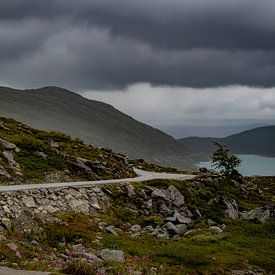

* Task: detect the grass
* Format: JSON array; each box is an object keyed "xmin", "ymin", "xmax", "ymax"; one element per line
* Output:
[{"xmin": 101, "ymin": 220, "xmax": 275, "ymax": 273}]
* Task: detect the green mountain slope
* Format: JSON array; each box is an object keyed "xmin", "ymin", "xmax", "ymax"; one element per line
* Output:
[
  {"xmin": 0, "ymin": 86, "xmax": 194, "ymax": 168},
  {"xmin": 178, "ymin": 126, "xmax": 275, "ymax": 159}
]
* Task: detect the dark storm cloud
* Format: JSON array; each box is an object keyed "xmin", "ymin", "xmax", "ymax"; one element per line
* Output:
[{"xmin": 0, "ymin": 0, "xmax": 275, "ymax": 89}]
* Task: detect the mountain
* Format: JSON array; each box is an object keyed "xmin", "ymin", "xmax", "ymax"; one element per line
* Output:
[
  {"xmin": 178, "ymin": 126, "xmax": 275, "ymax": 159},
  {"xmin": 0, "ymin": 86, "xmax": 194, "ymax": 168}
]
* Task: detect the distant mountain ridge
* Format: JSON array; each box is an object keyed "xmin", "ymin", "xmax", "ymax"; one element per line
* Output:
[
  {"xmin": 178, "ymin": 126, "xmax": 275, "ymax": 160},
  {"xmin": 0, "ymin": 86, "xmax": 194, "ymax": 168}
]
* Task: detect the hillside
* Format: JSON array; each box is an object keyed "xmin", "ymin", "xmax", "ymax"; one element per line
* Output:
[
  {"xmin": 0, "ymin": 86, "xmax": 194, "ymax": 168},
  {"xmin": 178, "ymin": 126, "xmax": 275, "ymax": 160},
  {"xmin": 0, "ymin": 117, "xmax": 135, "ymax": 184}
]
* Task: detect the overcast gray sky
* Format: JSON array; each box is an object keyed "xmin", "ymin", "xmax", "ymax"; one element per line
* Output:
[{"xmin": 0, "ymin": 0, "xmax": 274, "ymax": 125}]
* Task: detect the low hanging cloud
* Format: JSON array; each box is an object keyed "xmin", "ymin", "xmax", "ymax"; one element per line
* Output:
[
  {"xmin": 82, "ymin": 84, "xmax": 275, "ymax": 125},
  {"xmin": 0, "ymin": 0, "xmax": 275, "ymax": 89}
]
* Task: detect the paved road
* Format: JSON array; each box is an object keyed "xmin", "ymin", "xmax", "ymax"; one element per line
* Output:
[{"xmin": 0, "ymin": 169, "xmax": 195, "ymax": 192}]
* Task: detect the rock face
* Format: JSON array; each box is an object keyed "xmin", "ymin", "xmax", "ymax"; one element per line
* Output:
[{"xmin": 240, "ymin": 205, "xmax": 275, "ymax": 223}]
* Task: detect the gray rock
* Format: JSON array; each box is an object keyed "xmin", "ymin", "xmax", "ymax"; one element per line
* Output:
[
  {"xmin": 83, "ymin": 252, "xmax": 104, "ymax": 263},
  {"xmin": 166, "ymin": 185, "xmax": 185, "ymax": 207},
  {"xmin": 100, "ymin": 249, "xmax": 125, "ymax": 263},
  {"xmin": 130, "ymin": 224, "xmax": 142, "ymax": 233},
  {"xmin": 240, "ymin": 205, "xmax": 274, "ymax": 223},
  {"xmin": 151, "ymin": 189, "xmax": 167, "ymax": 199},
  {"xmin": 208, "ymin": 219, "xmax": 217, "ymax": 226},
  {"xmin": 125, "ymin": 184, "xmax": 136, "ymax": 197},
  {"xmin": 69, "ymin": 199, "xmax": 90, "ymax": 214},
  {"xmin": 0, "ymin": 138, "xmax": 16, "ymax": 150},
  {"xmin": 224, "ymin": 198, "xmax": 239, "ymax": 219},
  {"xmin": 0, "ymin": 165, "xmax": 10, "ymax": 178},
  {"xmin": 106, "ymin": 225, "xmax": 118, "ymax": 236},
  {"xmin": 209, "ymin": 226, "xmax": 223, "ymax": 233},
  {"xmin": 22, "ymin": 196, "xmax": 36, "ymax": 208},
  {"xmin": 173, "ymin": 211, "xmax": 193, "ymax": 227},
  {"xmin": 159, "ymin": 203, "xmax": 172, "ymax": 216},
  {"xmin": 89, "ymin": 196, "xmax": 101, "ymax": 210},
  {"xmin": 2, "ymin": 151, "xmax": 20, "ymax": 170},
  {"xmin": 164, "ymin": 222, "xmax": 179, "ymax": 236},
  {"xmin": 175, "ymin": 224, "xmax": 188, "ymax": 236},
  {"xmin": 43, "ymin": 205, "xmax": 58, "ymax": 214},
  {"xmin": 0, "ymin": 218, "xmax": 11, "ymax": 229}
]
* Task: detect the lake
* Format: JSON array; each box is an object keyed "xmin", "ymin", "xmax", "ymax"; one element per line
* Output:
[{"xmin": 196, "ymin": 155, "xmax": 275, "ymax": 176}]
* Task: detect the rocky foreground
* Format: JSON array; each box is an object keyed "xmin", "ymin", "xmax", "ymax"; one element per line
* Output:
[
  {"xmin": 0, "ymin": 170, "xmax": 274, "ymax": 274},
  {"xmin": 0, "ymin": 117, "xmax": 274, "ymax": 274}
]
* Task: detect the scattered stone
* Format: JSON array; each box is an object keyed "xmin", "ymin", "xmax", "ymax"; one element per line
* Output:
[
  {"xmin": 130, "ymin": 224, "xmax": 142, "ymax": 233},
  {"xmin": 22, "ymin": 196, "xmax": 36, "ymax": 208},
  {"xmin": 83, "ymin": 252, "xmax": 104, "ymax": 263},
  {"xmin": 0, "ymin": 165, "xmax": 10, "ymax": 178},
  {"xmin": 69, "ymin": 199, "xmax": 90, "ymax": 214},
  {"xmin": 209, "ymin": 226, "xmax": 223, "ymax": 233},
  {"xmin": 2, "ymin": 151, "xmax": 20, "ymax": 170},
  {"xmin": 125, "ymin": 184, "xmax": 136, "ymax": 197},
  {"xmin": 164, "ymin": 222, "xmax": 179, "ymax": 236},
  {"xmin": 151, "ymin": 189, "xmax": 167, "ymax": 199},
  {"xmin": 224, "ymin": 198, "xmax": 239, "ymax": 219},
  {"xmin": 166, "ymin": 185, "xmax": 185, "ymax": 207},
  {"xmin": 175, "ymin": 224, "xmax": 188, "ymax": 236},
  {"xmin": 43, "ymin": 205, "xmax": 58, "ymax": 214},
  {"xmin": 240, "ymin": 205, "xmax": 275, "ymax": 223},
  {"xmin": 106, "ymin": 225, "xmax": 118, "ymax": 236},
  {"xmin": 0, "ymin": 138, "xmax": 16, "ymax": 150},
  {"xmin": 208, "ymin": 219, "xmax": 217, "ymax": 226},
  {"xmin": 100, "ymin": 249, "xmax": 125, "ymax": 263}
]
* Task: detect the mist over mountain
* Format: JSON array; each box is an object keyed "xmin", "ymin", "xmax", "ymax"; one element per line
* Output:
[
  {"xmin": 178, "ymin": 126, "xmax": 275, "ymax": 160},
  {"xmin": 0, "ymin": 86, "xmax": 195, "ymax": 168}
]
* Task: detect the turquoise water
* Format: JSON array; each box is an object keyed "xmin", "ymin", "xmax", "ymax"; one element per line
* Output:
[{"xmin": 197, "ymin": 155, "xmax": 275, "ymax": 176}]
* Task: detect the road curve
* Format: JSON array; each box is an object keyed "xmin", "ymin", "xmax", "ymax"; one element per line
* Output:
[{"xmin": 0, "ymin": 169, "xmax": 195, "ymax": 192}]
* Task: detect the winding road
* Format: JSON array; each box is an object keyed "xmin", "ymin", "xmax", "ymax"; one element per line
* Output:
[{"xmin": 0, "ymin": 168, "xmax": 195, "ymax": 192}]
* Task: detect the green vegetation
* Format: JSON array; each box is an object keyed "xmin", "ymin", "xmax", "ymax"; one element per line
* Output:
[{"xmin": 0, "ymin": 117, "xmax": 135, "ymax": 184}]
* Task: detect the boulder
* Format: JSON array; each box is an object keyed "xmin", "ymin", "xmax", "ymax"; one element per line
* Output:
[
  {"xmin": 130, "ymin": 224, "xmax": 142, "ymax": 233},
  {"xmin": 125, "ymin": 184, "xmax": 136, "ymax": 197},
  {"xmin": 22, "ymin": 196, "xmax": 36, "ymax": 208},
  {"xmin": 106, "ymin": 225, "xmax": 118, "ymax": 236},
  {"xmin": 164, "ymin": 222, "xmax": 179, "ymax": 236},
  {"xmin": 166, "ymin": 185, "xmax": 185, "ymax": 207},
  {"xmin": 2, "ymin": 151, "xmax": 20, "ymax": 170},
  {"xmin": 0, "ymin": 138, "xmax": 16, "ymax": 150},
  {"xmin": 209, "ymin": 226, "xmax": 223, "ymax": 233},
  {"xmin": 0, "ymin": 165, "xmax": 10, "ymax": 178},
  {"xmin": 151, "ymin": 189, "xmax": 167, "ymax": 199},
  {"xmin": 100, "ymin": 249, "xmax": 125, "ymax": 263},
  {"xmin": 224, "ymin": 198, "xmax": 239, "ymax": 219},
  {"xmin": 69, "ymin": 199, "xmax": 90, "ymax": 214},
  {"xmin": 240, "ymin": 205, "xmax": 274, "ymax": 223},
  {"xmin": 175, "ymin": 224, "xmax": 188, "ymax": 236}
]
